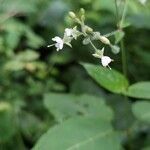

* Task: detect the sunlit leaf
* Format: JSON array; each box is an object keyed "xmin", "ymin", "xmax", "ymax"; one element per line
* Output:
[{"xmin": 82, "ymin": 63, "xmax": 129, "ymax": 94}]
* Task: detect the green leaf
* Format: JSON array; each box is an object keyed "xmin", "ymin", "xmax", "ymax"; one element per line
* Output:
[
  {"xmin": 132, "ymin": 101, "xmax": 150, "ymax": 123},
  {"xmin": 125, "ymin": 82, "xmax": 150, "ymax": 99},
  {"xmin": 16, "ymin": 49, "xmax": 39, "ymax": 62},
  {"xmin": 44, "ymin": 93, "xmax": 113, "ymax": 122},
  {"xmin": 33, "ymin": 117, "xmax": 121, "ymax": 150},
  {"xmin": 4, "ymin": 60, "xmax": 25, "ymax": 71},
  {"xmin": 0, "ymin": 102, "xmax": 16, "ymax": 142},
  {"xmin": 82, "ymin": 63, "xmax": 129, "ymax": 94},
  {"xmin": 25, "ymin": 28, "xmax": 45, "ymax": 48},
  {"xmin": 19, "ymin": 111, "xmax": 46, "ymax": 142}
]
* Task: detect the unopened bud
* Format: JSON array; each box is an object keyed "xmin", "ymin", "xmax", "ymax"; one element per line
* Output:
[
  {"xmin": 99, "ymin": 36, "xmax": 110, "ymax": 45},
  {"xmin": 80, "ymin": 8, "xmax": 85, "ymax": 15},
  {"xmin": 110, "ymin": 44, "xmax": 120, "ymax": 54},
  {"xmin": 69, "ymin": 11, "xmax": 76, "ymax": 19},
  {"xmin": 85, "ymin": 26, "xmax": 93, "ymax": 33},
  {"xmin": 82, "ymin": 37, "xmax": 90, "ymax": 45},
  {"xmin": 80, "ymin": 8, "xmax": 85, "ymax": 22},
  {"xmin": 92, "ymin": 32, "xmax": 101, "ymax": 40}
]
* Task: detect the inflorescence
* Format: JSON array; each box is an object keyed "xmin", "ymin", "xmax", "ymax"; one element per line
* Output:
[{"xmin": 48, "ymin": 8, "xmax": 121, "ymax": 69}]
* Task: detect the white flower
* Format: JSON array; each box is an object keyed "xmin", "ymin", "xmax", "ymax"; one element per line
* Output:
[
  {"xmin": 92, "ymin": 48, "xmax": 113, "ymax": 69},
  {"xmin": 65, "ymin": 28, "xmax": 73, "ymax": 37},
  {"xmin": 52, "ymin": 36, "xmax": 64, "ymax": 51},
  {"xmin": 64, "ymin": 27, "xmax": 80, "ymax": 40},
  {"xmin": 101, "ymin": 56, "xmax": 113, "ymax": 68}
]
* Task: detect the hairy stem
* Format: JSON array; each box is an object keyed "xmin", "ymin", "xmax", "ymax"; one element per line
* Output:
[{"xmin": 89, "ymin": 40, "xmax": 98, "ymax": 52}]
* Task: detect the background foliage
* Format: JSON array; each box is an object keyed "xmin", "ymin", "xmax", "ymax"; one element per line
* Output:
[{"xmin": 0, "ymin": 0, "xmax": 150, "ymax": 150}]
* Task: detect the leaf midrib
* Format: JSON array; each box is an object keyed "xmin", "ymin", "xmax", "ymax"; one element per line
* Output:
[{"xmin": 66, "ymin": 130, "xmax": 112, "ymax": 150}]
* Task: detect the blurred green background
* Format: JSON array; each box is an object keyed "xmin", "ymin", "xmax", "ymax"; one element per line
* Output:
[{"xmin": 0, "ymin": 0, "xmax": 150, "ymax": 150}]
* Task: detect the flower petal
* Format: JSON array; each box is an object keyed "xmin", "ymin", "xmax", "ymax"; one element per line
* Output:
[{"xmin": 101, "ymin": 56, "xmax": 112, "ymax": 67}]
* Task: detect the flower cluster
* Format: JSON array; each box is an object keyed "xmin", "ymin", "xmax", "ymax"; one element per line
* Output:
[
  {"xmin": 48, "ymin": 9, "xmax": 120, "ymax": 69},
  {"xmin": 48, "ymin": 27, "xmax": 80, "ymax": 51}
]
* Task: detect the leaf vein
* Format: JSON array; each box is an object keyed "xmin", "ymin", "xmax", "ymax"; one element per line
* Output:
[{"xmin": 66, "ymin": 130, "xmax": 112, "ymax": 150}]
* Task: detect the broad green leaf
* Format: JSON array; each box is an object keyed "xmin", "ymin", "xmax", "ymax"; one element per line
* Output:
[
  {"xmin": 44, "ymin": 93, "xmax": 113, "ymax": 122},
  {"xmin": 82, "ymin": 63, "xmax": 129, "ymax": 94},
  {"xmin": 132, "ymin": 101, "xmax": 150, "ymax": 123},
  {"xmin": 125, "ymin": 82, "xmax": 150, "ymax": 99},
  {"xmin": 33, "ymin": 117, "xmax": 121, "ymax": 150}
]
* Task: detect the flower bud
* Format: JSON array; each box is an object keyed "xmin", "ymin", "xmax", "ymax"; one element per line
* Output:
[
  {"xmin": 92, "ymin": 32, "xmax": 101, "ymax": 40},
  {"xmin": 87, "ymin": 27, "xmax": 93, "ymax": 33},
  {"xmin": 99, "ymin": 36, "xmax": 110, "ymax": 45},
  {"xmin": 69, "ymin": 11, "xmax": 76, "ymax": 19},
  {"xmin": 110, "ymin": 45, "xmax": 120, "ymax": 54},
  {"xmin": 85, "ymin": 26, "xmax": 93, "ymax": 33},
  {"xmin": 80, "ymin": 8, "xmax": 85, "ymax": 22},
  {"xmin": 82, "ymin": 37, "xmax": 90, "ymax": 45},
  {"xmin": 80, "ymin": 8, "xmax": 85, "ymax": 15}
]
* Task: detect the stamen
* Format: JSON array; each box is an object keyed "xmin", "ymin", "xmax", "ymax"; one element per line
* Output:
[{"xmin": 47, "ymin": 44, "xmax": 55, "ymax": 47}]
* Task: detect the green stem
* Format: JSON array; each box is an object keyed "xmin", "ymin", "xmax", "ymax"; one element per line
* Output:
[
  {"xmin": 114, "ymin": 0, "xmax": 119, "ymax": 25},
  {"xmin": 121, "ymin": 39, "xmax": 127, "ymax": 77},
  {"xmin": 89, "ymin": 40, "xmax": 98, "ymax": 52},
  {"xmin": 120, "ymin": 0, "xmax": 128, "ymax": 28},
  {"xmin": 114, "ymin": 0, "xmax": 128, "ymax": 77}
]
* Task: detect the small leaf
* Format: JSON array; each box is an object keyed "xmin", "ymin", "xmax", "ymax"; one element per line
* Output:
[
  {"xmin": 125, "ymin": 82, "xmax": 150, "ymax": 99},
  {"xmin": 33, "ymin": 117, "xmax": 121, "ymax": 150},
  {"xmin": 82, "ymin": 63, "xmax": 129, "ymax": 94},
  {"xmin": 132, "ymin": 101, "xmax": 150, "ymax": 123}
]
